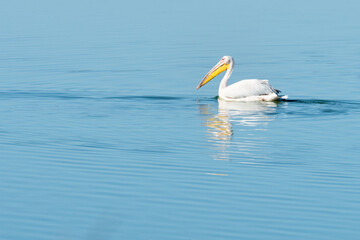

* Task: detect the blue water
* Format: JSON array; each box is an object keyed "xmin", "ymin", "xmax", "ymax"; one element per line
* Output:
[{"xmin": 1, "ymin": 1, "xmax": 360, "ymax": 239}]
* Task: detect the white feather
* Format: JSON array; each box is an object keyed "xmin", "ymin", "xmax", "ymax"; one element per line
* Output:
[{"xmin": 220, "ymin": 79, "xmax": 282, "ymax": 101}]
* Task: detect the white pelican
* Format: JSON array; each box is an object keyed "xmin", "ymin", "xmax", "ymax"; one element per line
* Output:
[{"xmin": 196, "ymin": 56, "xmax": 287, "ymax": 101}]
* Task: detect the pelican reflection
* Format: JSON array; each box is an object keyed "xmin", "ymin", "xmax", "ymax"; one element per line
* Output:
[
  {"xmin": 200, "ymin": 99, "xmax": 279, "ymax": 140},
  {"xmin": 198, "ymin": 99, "xmax": 280, "ymax": 161}
]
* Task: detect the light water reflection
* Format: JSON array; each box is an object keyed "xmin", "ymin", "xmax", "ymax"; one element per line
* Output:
[
  {"xmin": 199, "ymin": 99, "xmax": 281, "ymax": 161},
  {"xmin": 200, "ymin": 99, "xmax": 279, "ymax": 140}
]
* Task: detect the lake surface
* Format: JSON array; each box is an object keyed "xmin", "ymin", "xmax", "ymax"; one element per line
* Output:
[{"xmin": 1, "ymin": 0, "xmax": 360, "ymax": 239}]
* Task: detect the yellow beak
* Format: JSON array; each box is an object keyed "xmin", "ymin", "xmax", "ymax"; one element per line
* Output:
[{"xmin": 196, "ymin": 61, "xmax": 229, "ymax": 90}]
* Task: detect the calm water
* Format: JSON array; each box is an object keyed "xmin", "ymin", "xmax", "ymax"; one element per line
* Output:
[{"xmin": 1, "ymin": 1, "xmax": 360, "ymax": 239}]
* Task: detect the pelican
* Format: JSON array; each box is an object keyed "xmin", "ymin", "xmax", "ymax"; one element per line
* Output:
[{"xmin": 196, "ymin": 56, "xmax": 287, "ymax": 101}]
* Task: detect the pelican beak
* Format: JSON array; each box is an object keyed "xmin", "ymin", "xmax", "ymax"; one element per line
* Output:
[{"xmin": 196, "ymin": 60, "xmax": 229, "ymax": 90}]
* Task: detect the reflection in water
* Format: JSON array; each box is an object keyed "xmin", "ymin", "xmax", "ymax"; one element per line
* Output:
[
  {"xmin": 200, "ymin": 99, "xmax": 279, "ymax": 140},
  {"xmin": 198, "ymin": 99, "xmax": 280, "ymax": 161}
]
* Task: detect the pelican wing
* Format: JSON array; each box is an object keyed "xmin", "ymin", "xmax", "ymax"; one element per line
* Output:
[{"xmin": 220, "ymin": 79, "xmax": 280, "ymax": 99}]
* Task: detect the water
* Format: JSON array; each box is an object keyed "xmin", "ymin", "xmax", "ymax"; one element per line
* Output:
[{"xmin": 1, "ymin": 0, "xmax": 360, "ymax": 239}]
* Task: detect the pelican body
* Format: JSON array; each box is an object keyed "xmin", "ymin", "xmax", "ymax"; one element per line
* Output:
[{"xmin": 196, "ymin": 56, "xmax": 287, "ymax": 101}]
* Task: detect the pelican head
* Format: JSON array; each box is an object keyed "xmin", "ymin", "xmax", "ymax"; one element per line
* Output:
[{"xmin": 196, "ymin": 56, "xmax": 234, "ymax": 90}]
